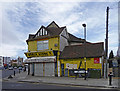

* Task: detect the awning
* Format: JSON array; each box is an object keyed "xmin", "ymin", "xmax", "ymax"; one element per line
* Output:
[{"xmin": 24, "ymin": 56, "xmax": 56, "ymax": 63}]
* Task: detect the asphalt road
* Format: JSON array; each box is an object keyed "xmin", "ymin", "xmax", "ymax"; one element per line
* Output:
[
  {"xmin": 2, "ymin": 69, "xmax": 21, "ymax": 78},
  {"xmin": 2, "ymin": 81, "xmax": 119, "ymax": 91}
]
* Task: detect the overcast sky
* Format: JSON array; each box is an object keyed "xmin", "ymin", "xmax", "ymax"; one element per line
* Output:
[{"xmin": 0, "ymin": 0, "xmax": 119, "ymax": 59}]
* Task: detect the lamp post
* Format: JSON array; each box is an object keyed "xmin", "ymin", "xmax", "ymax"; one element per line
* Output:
[{"xmin": 82, "ymin": 23, "xmax": 86, "ymax": 80}]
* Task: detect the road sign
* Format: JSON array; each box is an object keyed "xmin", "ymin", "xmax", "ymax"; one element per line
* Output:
[{"xmin": 74, "ymin": 70, "xmax": 88, "ymax": 74}]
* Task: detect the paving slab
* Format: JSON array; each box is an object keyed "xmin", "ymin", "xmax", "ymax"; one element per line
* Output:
[{"xmin": 3, "ymin": 71, "xmax": 119, "ymax": 89}]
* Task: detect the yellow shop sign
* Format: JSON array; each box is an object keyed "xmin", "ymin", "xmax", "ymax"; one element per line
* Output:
[{"xmin": 24, "ymin": 51, "xmax": 54, "ymax": 58}]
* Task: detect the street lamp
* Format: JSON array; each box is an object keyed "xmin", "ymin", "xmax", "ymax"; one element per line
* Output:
[{"xmin": 82, "ymin": 23, "xmax": 87, "ymax": 80}]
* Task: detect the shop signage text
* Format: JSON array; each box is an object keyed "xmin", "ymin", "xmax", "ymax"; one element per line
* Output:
[{"xmin": 25, "ymin": 51, "xmax": 54, "ymax": 58}]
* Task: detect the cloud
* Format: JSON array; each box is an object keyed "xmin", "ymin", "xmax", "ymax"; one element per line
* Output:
[{"xmin": 0, "ymin": 1, "xmax": 118, "ymax": 58}]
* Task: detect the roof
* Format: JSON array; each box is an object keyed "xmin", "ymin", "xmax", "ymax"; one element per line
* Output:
[
  {"xmin": 68, "ymin": 33, "xmax": 90, "ymax": 43},
  {"xmin": 26, "ymin": 21, "xmax": 90, "ymax": 44},
  {"xmin": 26, "ymin": 21, "xmax": 65, "ymax": 42},
  {"xmin": 47, "ymin": 27, "xmax": 65, "ymax": 36},
  {"xmin": 28, "ymin": 34, "xmax": 35, "ymax": 39},
  {"xmin": 59, "ymin": 42, "xmax": 104, "ymax": 59}
]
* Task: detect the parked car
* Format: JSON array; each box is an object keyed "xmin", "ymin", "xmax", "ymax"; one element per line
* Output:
[
  {"xmin": 18, "ymin": 67, "xmax": 22, "ymax": 70},
  {"xmin": 9, "ymin": 67, "xmax": 13, "ymax": 70},
  {"xmin": 14, "ymin": 67, "xmax": 17, "ymax": 69},
  {"xmin": 0, "ymin": 66, "xmax": 4, "ymax": 70}
]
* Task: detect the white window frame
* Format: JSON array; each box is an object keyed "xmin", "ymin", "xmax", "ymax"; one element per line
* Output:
[{"xmin": 37, "ymin": 40, "xmax": 48, "ymax": 50}]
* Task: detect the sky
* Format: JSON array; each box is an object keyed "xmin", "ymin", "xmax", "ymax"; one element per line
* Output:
[{"xmin": 0, "ymin": 0, "xmax": 119, "ymax": 60}]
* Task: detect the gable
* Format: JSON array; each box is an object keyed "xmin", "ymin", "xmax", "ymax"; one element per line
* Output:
[
  {"xmin": 60, "ymin": 27, "xmax": 69, "ymax": 39},
  {"xmin": 34, "ymin": 26, "xmax": 48, "ymax": 38},
  {"xmin": 47, "ymin": 21, "xmax": 59, "ymax": 28}
]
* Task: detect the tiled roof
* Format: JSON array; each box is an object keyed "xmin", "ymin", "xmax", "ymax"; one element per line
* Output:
[
  {"xmin": 28, "ymin": 34, "xmax": 35, "ymax": 39},
  {"xmin": 26, "ymin": 21, "xmax": 89, "ymax": 44},
  {"xmin": 26, "ymin": 21, "xmax": 65, "ymax": 42},
  {"xmin": 47, "ymin": 27, "xmax": 65, "ymax": 36},
  {"xmin": 59, "ymin": 42, "xmax": 104, "ymax": 59},
  {"xmin": 68, "ymin": 33, "xmax": 90, "ymax": 43}
]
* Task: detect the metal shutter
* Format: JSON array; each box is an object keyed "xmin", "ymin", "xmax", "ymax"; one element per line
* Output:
[
  {"xmin": 35, "ymin": 63, "xmax": 43, "ymax": 76},
  {"xmin": 45, "ymin": 63, "xmax": 55, "ymax": 76}
]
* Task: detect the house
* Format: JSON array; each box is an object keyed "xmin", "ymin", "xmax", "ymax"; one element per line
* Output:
[
  {"xmin": 24, "ymin": 21, "xmax": 85, "ymax": 76},
  {"xmin": 59, "ymin": 42, "xmax": 104, "ymax": 78},
  {"xmin": 24, "ymin": 21, "xmax": 104, "ymax": 77}
]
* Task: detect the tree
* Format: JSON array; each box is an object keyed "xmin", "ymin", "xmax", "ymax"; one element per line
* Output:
[
  {"xmin": 108, "ymin": 50, "xmax": 114, "ymax": 68},
  {"xmin": 109, "ymin": 50, "xmax": 114, "ymax": 59}
]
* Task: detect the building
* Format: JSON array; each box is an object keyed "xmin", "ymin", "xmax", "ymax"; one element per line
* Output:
[
  {"xmin": 11, "ymin": 59, "xmax": 18, "ymax": 67},
  {"xmin": 24, "ymin": 21, "xmax": 86, "ymax": 76},
  {"xmin": 24, "ymin": 21, "xmax": 104, "ymax": 77},
  {"xmin": 17, "ymin": 57, "xmax": 23, "ymax": 66},
  {"xmin": 59, "ymin": 42, "xmax": 104, "ymax": 78},
  {"xmin": 3, "ymin": 57, "xmax": 11, "ymax": 68},
  {"xmin": 0, "ymin": 56, "xmax": 3, "ymax": 67}
]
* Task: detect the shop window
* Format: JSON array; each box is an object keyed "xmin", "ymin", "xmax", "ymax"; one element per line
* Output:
[{"xmin": 37, "ymin": 40, "xmax": 48, "ymax": 50}]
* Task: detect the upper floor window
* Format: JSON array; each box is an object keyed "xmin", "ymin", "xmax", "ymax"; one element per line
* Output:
[
  {"xmin": 37, "ymin": 40, "xmax": 48, "ymax": 50},
  {"xmin": 35, "ymin": 28, "xmax": 48, "ymax": 38}
]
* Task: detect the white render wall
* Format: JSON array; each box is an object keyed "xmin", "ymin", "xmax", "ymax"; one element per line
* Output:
[{"xmin": 60, "ymin": 28, "xmax": 69, "ymax": 51}]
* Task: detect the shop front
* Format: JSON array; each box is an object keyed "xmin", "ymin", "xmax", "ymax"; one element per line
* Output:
[
  {"xmin": 24, "ymin": 56, "xmax": 56, "ymax": 76},
  {"xmin": 60, "ymin": 58, "xmax": 103, "ymax": 78},
  {"xmin": 59, "ymin": 42, "xmax": 104, "ymax": 78}
]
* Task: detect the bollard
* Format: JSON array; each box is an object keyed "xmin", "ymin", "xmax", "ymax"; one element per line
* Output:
[
  {"xmin": 108, "ymin": 72, "xmax": 113, "ymax": 86},
  {"xmin": 14, "ymin": 70, "xmax": 15, "ymax": 76}
]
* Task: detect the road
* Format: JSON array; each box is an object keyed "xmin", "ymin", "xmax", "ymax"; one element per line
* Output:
[
  {"xmin": 1, "ymin": 70, "xmax": 120, "ymax": 91},
  {"xmin": 2, "ymin": 69, "xmax": 22, "ymax": 78},
  {"xmin": 1, "ymin": 81, "xmax": 119, "ymax": 91}
]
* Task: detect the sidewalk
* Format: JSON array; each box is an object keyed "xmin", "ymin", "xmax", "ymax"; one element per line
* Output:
[{"xmin": 3, "ymin": 71, "xmax": 119, "ymax": 89}]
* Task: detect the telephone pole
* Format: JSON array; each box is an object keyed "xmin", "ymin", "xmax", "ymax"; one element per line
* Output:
[{"xmin": 105, "ymin": 6, "xmax": 109, "ymax": 78}]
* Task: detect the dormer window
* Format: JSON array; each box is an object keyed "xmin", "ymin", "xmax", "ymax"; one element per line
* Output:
[{"xmin": 35, "ymin": 28, "xmax": 48, "ymax": 38}]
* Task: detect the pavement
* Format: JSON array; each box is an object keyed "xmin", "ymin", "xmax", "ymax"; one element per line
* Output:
[{"xmin": 2, "ymin": 71, "xmax": 120, "ymax": 89}]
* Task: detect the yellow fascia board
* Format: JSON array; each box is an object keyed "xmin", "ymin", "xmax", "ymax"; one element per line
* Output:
[{"xmin": 24, "ymin": 50, "xmax": 54, "ymax": 58}]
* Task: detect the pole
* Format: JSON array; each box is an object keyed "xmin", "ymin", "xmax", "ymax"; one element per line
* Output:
[
  {"xmin": 105, "ymin": 7, "xmax": 109, "ymax": 78},
  {"xmin": 82, "ymin": 24, "xmax": 86, "ymax": 80}
]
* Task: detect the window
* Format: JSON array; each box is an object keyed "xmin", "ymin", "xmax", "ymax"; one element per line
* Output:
[
  {"xmin": 35, "ymin": 28, "xmax": 48, "ymax": 38},
  {"xmin": 37, "ymin": 40, "xmax": 48, "ymax": 50}
]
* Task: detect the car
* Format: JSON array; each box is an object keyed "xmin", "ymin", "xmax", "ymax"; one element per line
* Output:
[
  {"xmin": 18, "ymin": 67, "xmax": 22, "ymax": 70},
  {"xmin": 9, "ymin": 67, "xmax": 13, "ymax": 70},
  {"xmin": 14, "ymin": 67, "xmax": 17, "ymax": 69},
  {"xmin": 0, "ymin": 66, "xmax": 4, "ymax": 70}
]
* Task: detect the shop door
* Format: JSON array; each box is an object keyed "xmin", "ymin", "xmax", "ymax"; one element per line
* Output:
[
  {"xmin": 45, "ymin": 63, "xmax": 55, "ymax": 76},
  {"xmin": 65, "ymin": 68, "xmax": 68, "ymax": 77}
]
